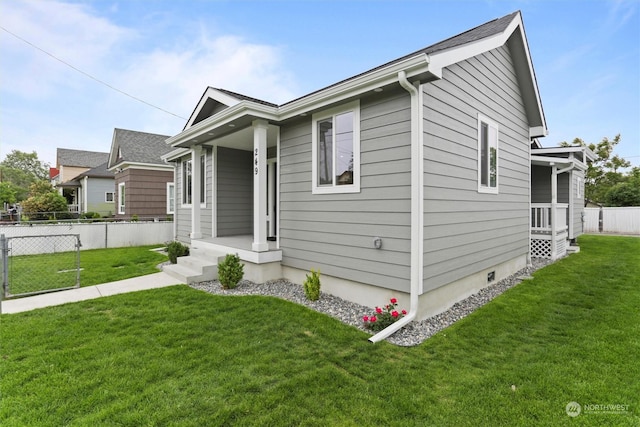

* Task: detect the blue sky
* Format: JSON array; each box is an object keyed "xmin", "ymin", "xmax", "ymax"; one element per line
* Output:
[{"xmin": 1, "ymin": 0, "xmax": 638, "ymax": 169}]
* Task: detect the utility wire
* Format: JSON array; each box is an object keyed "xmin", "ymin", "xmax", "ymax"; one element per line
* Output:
[{"xmin": 0, "ymin": 25, "xmax": 187, "ymax": 120}]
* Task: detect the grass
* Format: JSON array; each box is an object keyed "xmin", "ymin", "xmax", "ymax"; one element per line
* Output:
[
  {"xmin": 1, "ymin": 235, "xmax": 638, "ymax": 426},
  {"xmin": 5, "ymin": 245, "xmax": 168, "ymax": 297}
]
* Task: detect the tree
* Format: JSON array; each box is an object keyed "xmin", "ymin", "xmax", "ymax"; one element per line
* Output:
[
  {"xmin": 20, "ymin": 182, "xmax": 69, "ymax": 220},
  {"xmin": 560, "ymin": 134, "xmax": 632, "ymax": 204},
  {"xmin": 0, "ymin": 150, "xmax": 50, "ymax": 202},
  {"xmin": 0, "ymin": 182, "xmax": 18, "ymax": 206},
  {"xmin": 604, "ymin": 167, "xmax": 640, "ymax": 206}
]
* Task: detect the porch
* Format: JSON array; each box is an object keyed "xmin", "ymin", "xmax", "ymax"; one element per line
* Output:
[
  {"xmin": 163, "ymin": 235, "xmax": 283, "ymax": 285},
  {"xmin": 531, "ymin": 203, "xmax": 568, "ymax": 259}
]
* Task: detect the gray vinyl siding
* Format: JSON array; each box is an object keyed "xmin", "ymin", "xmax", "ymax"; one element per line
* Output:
[
  {"xmin": 200, "ymin": 148, "xmax": 213, "ymax": 237},
  {"xmin": 531, "ymin": 165, "xmax": 551, "ymax": 203},
  {"xmin": 422, "ymin": 43, "xmax": 530, "ymax": 292},
  {"xmin": 279, "ymin": 88, "xmax": 412, "ymax": 292},
  {"xmin": 86, "ymin": 178, "xmax": 115, "ymax": 215},
  {"xmin": 216, "ymin": 147, "xmax": 253, "ymax": 236},
  {"xmin": 571, "ymin": 170, "xmax": 585, "ymax": 238}
]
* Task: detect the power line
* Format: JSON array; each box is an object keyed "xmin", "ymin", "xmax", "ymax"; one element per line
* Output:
[{"xmin": 0, "ymin": 25, "xmax": 187, "ymax": 120}]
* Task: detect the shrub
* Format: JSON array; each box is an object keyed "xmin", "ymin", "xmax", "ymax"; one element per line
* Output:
[
  {"xmin": 166, "ymin": 241, "xmax": 189, "ymax": 264},
  {"xmin": 363, "ymin": 298, "xmax": 407, "ymax": 332},
  {"xmin": 131, "ymin": 214, "xmax": 139, "ymax": 222},
  {"xmin": 303, "ymin": 269, "xmax": 321, "ymax": 301},
  {"xmin": 218, "ymin": 254, "xmax": 244, "ymax": 289}
]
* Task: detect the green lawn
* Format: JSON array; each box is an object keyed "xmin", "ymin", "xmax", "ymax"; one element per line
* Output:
[
  {"xmin": 1, "ymin": 235, "xmax": 638, "ymax": 426},
  {"xmin": 5, "ymin": 245, "xmax": 168, "ymax": 297}
]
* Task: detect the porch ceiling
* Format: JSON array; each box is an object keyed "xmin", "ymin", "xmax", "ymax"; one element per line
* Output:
[{"xmin": 200, "ymin": 124, "xmax": 279, "ymax": 151}]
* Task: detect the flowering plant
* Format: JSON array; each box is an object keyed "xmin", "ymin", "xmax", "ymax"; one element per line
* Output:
[{"xmin": 362, "ymin": 298, "xmax": 407, "ymax": 332}]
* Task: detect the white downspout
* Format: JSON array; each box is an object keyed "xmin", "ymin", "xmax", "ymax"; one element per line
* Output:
[{"xmin": 369, "ymin": 70, "xmax": 422, "ymax": 343}]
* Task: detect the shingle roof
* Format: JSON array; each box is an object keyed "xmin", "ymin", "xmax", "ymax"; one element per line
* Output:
[
  {"xmin": 112, "ymin": 128, "xmax": 172, "ymax": 165},
  {"xmin": 213, "ymin": 88, "xmax": 278, "ymax": 108},
  {"xmin": 57, "ymin": 148, "xmax": 109, "ymax": 168},
  {"xmin": 77, "ymin": 161, "xmax": 114, "ymax": 179}
]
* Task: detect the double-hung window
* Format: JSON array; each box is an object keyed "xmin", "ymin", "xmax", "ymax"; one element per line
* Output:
[
  {"xmin": 477, "ymin": 114, "xmax": 499, "ymax": 193},
  {"xmin": 118, "ymin": 183, "xmax": 125, "ymax": 214},
  {"xmin": 182, "ymin": 158, "xmax": 192, "ymax": 205},
  {"xmin": 167, "ymin": 182, "xmax": 175, "ymax": 214},
  {"xmin": 312, "ymin": 100, "xmax": 360, "ymax": 194}
]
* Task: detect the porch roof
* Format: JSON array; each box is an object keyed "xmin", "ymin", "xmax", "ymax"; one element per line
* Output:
[{"xmin": 531, "ymin": 155, "xmax": 587, "ymax": 171}]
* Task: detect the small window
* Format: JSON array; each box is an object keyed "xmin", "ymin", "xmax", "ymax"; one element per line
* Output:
[
  {"xmin": 200, "ymin": 153, "xmax": 206, "ymax": 207},
  {"xmin": 182, "ymin": 158, "xmax": 192, "ymax": 205},
  {"xmin": 118, "ymin": 183, "xmax": 125, "ymax": 214},
  {"xmin": 577, "ymin": 177, "xmax": 583, "ymax": 199},
  {"xmin": 105, "ymin": 192, "xmax": 114, "ymax": 203},
  {"xmin": 312, "ymin": 100, "xmax": 360, "ymax": 194},
  {"xmin": 477, "ymin": 114, "xmax": 499, "ymax": 194},
  {"xmin": 167, "ymin": 182, "xmax": 175, "ymax": 214}
]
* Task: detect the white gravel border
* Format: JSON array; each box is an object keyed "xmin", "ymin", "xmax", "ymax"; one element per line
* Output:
[{"xmin": 190, "ymin": 257, "xmax": 554, "ymax": 346}]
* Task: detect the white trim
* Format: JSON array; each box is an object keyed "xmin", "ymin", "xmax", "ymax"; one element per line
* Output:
[
  {"xmin": 166, "ymin": 182, "xmax": 175, "ymax": 215},
  {"xmin": 107, "ymin": 162, "xmax": 173, "ymax": 173},
  {"xmin": 82, "ymin": 176, "xmax": 88, "ymax": 213},
  {"xmin": 105, "ymin": 191, "xmax": 115, "ymax": 203},
  {"xmin": 181, "ymin": 157, "xmax": 193, "ymax": 207},
  {"xmin": 477, "ymin": 113, "xmax": 499, "ymax": 194},
  {"xmin": 117, "ymin": 182, "xmax": 125, "ymax": 215},
  {"xmin": 275, "ymin": 127, "xmax": 281, "ymax": 249},
  {"xmin": 200, "ymin": 151, "xmax": 207, "ymax": 209},
  {"xmin": 211, "ymin": 146, "xmax": 218, "ymax": 237},
  {"xmin": 417, "ymin": 83, "xmax": 425, "ymax": 294},
  {"xmin": 311, "ymin": 100, "xmax": 361, "ymax": 194},
  {"xmin": 184, "ymin": 87, "xmax": 243, "ymax": 129},
  {"xmin": 252, "ymin": 119, "xmax": 269, "ymax": 252}
]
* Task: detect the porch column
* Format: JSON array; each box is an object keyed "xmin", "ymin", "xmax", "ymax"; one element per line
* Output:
[
  {"xmin": 252, "ymin": 119, "xmax": 269, "ymax": 252},
  {"xmin": 551, "ymin": 164, "xmax": 558, "ymax": 260},
  {"xmin": 190, "ymin": 145, "xmax": 203, "ymax": 239}
]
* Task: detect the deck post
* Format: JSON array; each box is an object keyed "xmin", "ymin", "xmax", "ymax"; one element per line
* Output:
[
  {"xmin": 252, "ymin": 119, "xmax": 269, "ymax": 252},
  {"xmin": 551, "ymin": 164, "xmax": 557, "ymax": 260}
]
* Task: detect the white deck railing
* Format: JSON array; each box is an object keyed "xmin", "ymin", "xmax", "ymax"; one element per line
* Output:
[{"xmin": 531, "ymin": 203, "xmax": 568, "ymax": 234}]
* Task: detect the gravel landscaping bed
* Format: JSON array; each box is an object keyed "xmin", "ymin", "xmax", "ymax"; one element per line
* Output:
[{"xmin": 190, "ymin": 257, "xmax": 554, "ymax": 346}]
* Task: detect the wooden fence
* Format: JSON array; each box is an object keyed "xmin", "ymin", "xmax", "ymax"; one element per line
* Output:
[{"xmin": 584, "ymin": 207, "xmax": 640, "ymax": 234}]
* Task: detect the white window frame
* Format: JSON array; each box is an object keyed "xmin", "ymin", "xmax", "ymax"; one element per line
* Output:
[
  {"xmin": 200, "ymin": 153, "xmax": 206, "ymax": 208},
  {"xmin": 477, "ymin": 114, "xmax": 499, "ymax": 194},
  {"xmin": 182, "ymin": 158, "xmax": 192, "ymax": 206},
  {"xmin": 117, "ymin": 182, "xmax": 125, "ymax": 214},
  {"xmin": 577, "ymin": 176, "xmax": 583, "ymax": 199},
  {"xmin": 105, "ymin": 192, "xmax": 114, "ymax": 203},
  {"xmin": 311, "ymin": 100, "xmax": 360, "ymax": 194},
  {"xmin": 167, "ymin": 182, "xmax": 175, "ymax": 214}
]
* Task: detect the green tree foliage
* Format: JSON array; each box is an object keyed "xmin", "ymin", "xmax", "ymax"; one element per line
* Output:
[
  {"xmin": 604, "ymin": 167, "xmax": 640, "ymax": 207},
  {"xmin": 20, "ymin": 182, "xmax": 69, "ymax": 220},
  {"xmin": 0, "ymin": 182, "xmax": 18, "ymax": 206},
  {"xmin": 0, "ymin": 150, "xmax": 50, "ymax": 202},
  {"xmin": 560, "ymin": 134, "xmax": 635, "ymax": 205}
]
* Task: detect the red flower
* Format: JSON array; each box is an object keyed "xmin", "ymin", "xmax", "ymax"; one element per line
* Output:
[
  {"xmin": 375, "ymin": 307, "xmax": 383, "ymax": 314},
  {"xmin": 391, "ymin": 310, "xmax": 399, "ymax": 318},
  {"xmin": 370, "ymin": 316, "xmax": 377, "ymax": 323},
  {"xmin": 401, "ymin": 309, "xmax": 407, "ymax": 315},
  {"xmin": 363, "ymin": 316, "xmax": 369, "ymax": 322},
  {"xmin": 390, "ymin": 298, "xmax": 397, "ymax": 304}
]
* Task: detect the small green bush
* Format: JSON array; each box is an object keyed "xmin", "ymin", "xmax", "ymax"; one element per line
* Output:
[
  {"xmin": 166, "ymin": 241, "xmax": 189, "ymax": 264},
  {"xmin": 131, "ymin": 214, "xmax": 139, "ymax": 222},
  {"xmin": 303, "ymin": 269, "xmax": 321, "ymax": 301},
  {"xmin": 218, "ymin": 254, "xmax": 244, "ymax": 289}
]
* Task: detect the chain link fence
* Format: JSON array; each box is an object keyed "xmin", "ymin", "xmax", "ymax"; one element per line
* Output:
[{"xmin": 1, "ymin": 234, "xmax": 81, "ymax": 299}]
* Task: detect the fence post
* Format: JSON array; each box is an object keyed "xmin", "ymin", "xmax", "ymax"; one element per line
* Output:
[{"xmin": 1, "ymin": 234, "xmax": 8, "ymax": 299}]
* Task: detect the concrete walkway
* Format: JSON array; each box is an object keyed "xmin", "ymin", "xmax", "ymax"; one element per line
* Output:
[{"xmin": 1, "ymin": 272, "xmax": 186, "ymax": 314}]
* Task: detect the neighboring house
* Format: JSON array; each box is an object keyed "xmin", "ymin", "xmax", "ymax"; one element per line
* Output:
[
  {"xmin": 162, "ymin": 11, "xmax": 550, "ymax": 336},
  {"xmin": 107, "ymin": 128, "xmax": 174, "ymax": 220},
  {"xmin": 530, "ymin": 143, "xmax": 596, "ymax": 259},
  {"xmin": 56, "ymin": 162, "xmax": 116, "ymax": 216},
  {"xmin": 54, "ymin": 148, "xmax": 110, "ymax": 213}
]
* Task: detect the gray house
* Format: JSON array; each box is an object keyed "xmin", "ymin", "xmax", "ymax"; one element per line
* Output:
[
  {"xmin": 163, "ymin": 11, "xmax": 549, "ymax": 340},
  {"xmin": 107, "ymin": 128, "xmax": 174, "ymax": 220}
]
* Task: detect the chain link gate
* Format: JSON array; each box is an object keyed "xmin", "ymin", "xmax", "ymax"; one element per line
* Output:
[{"xmin": 1, "ymin": 234, "xmax": 82, "ymax": 299}]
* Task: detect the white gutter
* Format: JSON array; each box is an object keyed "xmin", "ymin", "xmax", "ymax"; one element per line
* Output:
[{"xmin": 369, "ymin": 70, "xmax": 422, "ymax": 343}]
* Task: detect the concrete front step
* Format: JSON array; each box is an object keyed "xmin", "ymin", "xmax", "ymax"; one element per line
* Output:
[{"xmin": 163, "ymin": 250, "xmax": 226, "ymax": 284}]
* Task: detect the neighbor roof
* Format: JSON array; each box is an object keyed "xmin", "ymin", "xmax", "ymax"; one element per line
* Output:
[
  {"xmin": 108, "ymin": 128, "xmax": 173, "ymax": 169},
  {"xmin": 57, "ymin": 148, "xmax": 109, "ymax": 168},
  {"xmin": 77, "ymin": 162, "xmax": 115, "ymax": 179}
]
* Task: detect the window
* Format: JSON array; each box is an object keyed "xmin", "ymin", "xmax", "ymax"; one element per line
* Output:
[
  {"xmin": 200, "ymin": 153, "xmax": 206, "ymax": 206},
  {"xmin": 118, "ymin": 183, "xmax": 125, "ymax": 214},
  {"xmin": 167, "ymin": 182, "xmax": 175, "ymax": 214},
  {"xmin": 577, "ymin": 177, "xmax": 583, "ymax": 199},
  {"xmin": 477, "ymin": 114, "xmax": 499, "ymax": 193},
  {"xmin": 182, "ymin": 158, "xmax": 192, "ymax": 205},
  {"xmin": 312, "ymin": 100, "xmax": 360, "ymax": 194},
  {"xmin": 105, "ymin": 192, "xmax": 114, "ymax": 203}
]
